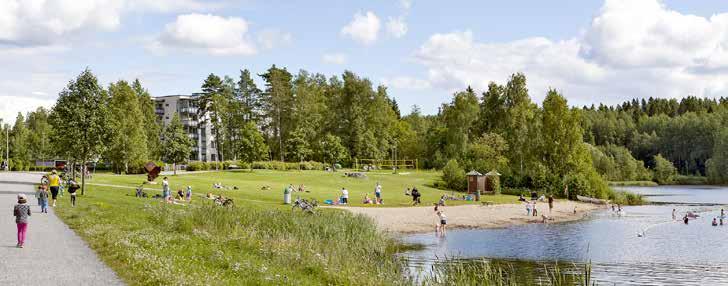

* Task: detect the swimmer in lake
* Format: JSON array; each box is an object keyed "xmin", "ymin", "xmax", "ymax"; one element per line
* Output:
[
  {"xmin": 712, "ymin": 218, "xmax": 719, "ymax": 226},
  {"xmin": 683, "ymin": 214, "xmax": 689, "ymax": 225}
]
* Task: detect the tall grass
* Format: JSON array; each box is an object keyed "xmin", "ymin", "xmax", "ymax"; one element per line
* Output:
[
  {"xmin": 56, "ymin": 189, "xmax": 413, "ymax": 285},
  {"xmin": 607, "ymin": 181, "xmax": 658, "ymax": 187},
  {"xmin": 421, "ymin": 259, "xmax": 596, "ymax": 286}
]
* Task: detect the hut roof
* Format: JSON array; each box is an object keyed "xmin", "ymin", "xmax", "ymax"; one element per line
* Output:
[
  {"xmin": 465, "ymin": 170, "xmax": 483, "ymax": 176},
  {"xmin": 485, "ymin": 170, "xmax": 501, "ymax": 176}
]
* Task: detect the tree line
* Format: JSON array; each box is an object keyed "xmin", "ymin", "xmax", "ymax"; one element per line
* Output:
[{"xmin": 1, "ymin": 68, "xmax": 727, "ymax": 198}]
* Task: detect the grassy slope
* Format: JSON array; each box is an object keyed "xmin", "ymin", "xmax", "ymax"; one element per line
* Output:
[{"xmin": 54, "ymin": 170, "xmax": 519, "ymax": 285}]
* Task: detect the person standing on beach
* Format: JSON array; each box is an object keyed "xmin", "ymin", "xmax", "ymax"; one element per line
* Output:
[
  {"xmin": 672, "ymin": 209, "xmax": 677, "ymax": 220},
  {"xmin": 437, "ymin": 211, "xmax": 447, "ymax": 234},
  {"xmin": 48, "ymin": 170, "xmax": 61, "ymax": 207},
  {"xmin": 548, "ymin": 195, "xmax": 554, "ymax": 213},
  {"xmin": 13, "ymin": 194, "xmax": 31, "ymax": 248}
]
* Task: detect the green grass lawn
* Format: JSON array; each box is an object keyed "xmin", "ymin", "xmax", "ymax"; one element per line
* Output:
[{"xmin": 85, "ymin": 169, "xmax": 519, "ymax": 207}]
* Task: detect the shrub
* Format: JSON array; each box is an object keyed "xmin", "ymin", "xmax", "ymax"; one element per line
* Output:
[
  {"xmin": 675, "ymin": 175, "xmax": 708, "ymax": 185},
  {"xmin": 11, "ymin": 159, "xmax": 23, "ymax": 171},
  {"xmin": 186, "ymin": 162, "xmax": 207, "ymax": 171},
  {"xmin": 252, "ymin": 161, "xmax": 271, "ymax": 170},
  {"xmin": 652, "ymin": 154, "xmax": 677, "ymax": 184},
  {"xmin": 609, "ymin": 191, "xmax": 644, "ymax": 205},
  {"xmin": 237, "ymin": 161, "xmax": 251, "ymax": 170},
  {"xmin": 487, "ymin": 175, "xmax": 501, "ymax": 195},
  {"xmin": 442, "ymin": 159, "xmax": 466, "ymax": 191}
]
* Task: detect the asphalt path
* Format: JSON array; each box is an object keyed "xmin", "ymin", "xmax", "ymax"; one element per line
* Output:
[{"xmin": 0, "ymin": 172, "xmax": 123, "ymax": 286}]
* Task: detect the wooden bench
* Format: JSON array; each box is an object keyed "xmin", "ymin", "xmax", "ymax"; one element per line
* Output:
[{"xmin": 480, "ymin": 201, "xmax": 494, "ymax": 206}]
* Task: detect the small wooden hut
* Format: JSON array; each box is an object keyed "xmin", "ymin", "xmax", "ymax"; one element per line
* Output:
[{"xmin": 466, "ymin": 170, "xmax": 485, "ymax": 200}]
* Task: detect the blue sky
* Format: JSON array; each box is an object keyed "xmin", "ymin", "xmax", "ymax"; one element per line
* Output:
[{"xmin": 1, "ymin": 0, "xmax": 728, "ymax": 123}]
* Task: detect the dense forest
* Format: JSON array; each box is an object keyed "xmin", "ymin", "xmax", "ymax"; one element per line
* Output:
[{"xmin": 2, "ymin": 68, "xmax": 728, "ymax": 198}]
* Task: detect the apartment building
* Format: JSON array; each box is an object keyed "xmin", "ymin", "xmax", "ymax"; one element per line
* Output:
[{"xmin": 154, "ymin": 94, "xmax": 218, "ymax": 162}]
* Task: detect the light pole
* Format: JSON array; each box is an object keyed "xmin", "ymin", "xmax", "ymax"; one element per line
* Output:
[{"xmin": 5, "ymin": 128, "xmax": 8, "ymax": 171}]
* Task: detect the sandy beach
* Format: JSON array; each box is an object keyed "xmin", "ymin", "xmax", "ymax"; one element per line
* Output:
[{"xmin": 335, "ymin": 200, "xmax": 601, "ymax": 233}]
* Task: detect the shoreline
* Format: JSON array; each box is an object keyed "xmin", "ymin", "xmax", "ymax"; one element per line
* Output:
[{"xmin": 333, "ymin": 200, "xmax": 601, "ymax": 234}]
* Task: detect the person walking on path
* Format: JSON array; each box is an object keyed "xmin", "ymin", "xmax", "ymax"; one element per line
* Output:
[
  {"xmin": 68, "ymin": 179, "xmax": 80, "ymax": 207},
  {"xmin": 548, "ymin": 195, "xmax": 554, "ymax": 213},
  {"xmin": 162, "ymin": 177, "xmax": 170, "ymax": 200},
  {"xmin": 48, "ymin": 170, "xmax": 61, "ymax": 207},
  {"xmin": 374, "ymin": 182, "xmax": 382, "ymax": 204},
  {"xmin": 340, "ymin": 187, "xmax": 349, "ymax": 204},
  {"xmin": 38, "ymin": 185, "xmax": 49, "ymax": 213},
  {"xmin": 13, "ymin": 194, "xmax": 31, "ymax": 248}
]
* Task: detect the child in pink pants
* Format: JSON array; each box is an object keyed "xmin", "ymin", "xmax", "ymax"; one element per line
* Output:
[{"xmin": 13, "ymin": 194, "xmax": 31, "ymax": 248}]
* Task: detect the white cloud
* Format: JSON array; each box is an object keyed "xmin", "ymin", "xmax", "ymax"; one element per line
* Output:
[
  {"xmin": 382, "ymin": 76, "xmax": 431, "ymax": 90},
  {"xmin": 341, "ymin": 11, "xmax": 380, "ymax": 45},
  {"xmin": 322, "ymin": 53, "xmax": 347, "ymax": 65},
  {"xmin": 581, "ymin": 0, "xmax": 728, "ymax": 70},
  {"xmin": 125, "ymin": 0, "xmax": 222, "ymax": 13},
  {"xmin": 413, "ymin": 0, "xmax": 728, "ymax": 106},
  {"xmin": 400, "ymin": 0, "xmax": 412, "ymax": 10},
  {"xmin": 257, "ymin": 28, "xmax": 293, "ymax": 50},
  {"xmin": 386, "ymin": 16, "xmax": 408, "ymax": 38},
  {"xmin": 0, "ymin": 0, "xmax": 222, "ymax": 47},
  {"xmin": 0, "ymin": 96, "xmax": 55, "ymax": 125},
  {"xmin": 153, "ymin": 13, "xmax": 256, "ymax": 56}
]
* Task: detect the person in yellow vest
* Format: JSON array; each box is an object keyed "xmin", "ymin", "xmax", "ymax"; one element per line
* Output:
[{"xmin": 48, "ymin": 170, "xmax": 61, "ymax": 207}]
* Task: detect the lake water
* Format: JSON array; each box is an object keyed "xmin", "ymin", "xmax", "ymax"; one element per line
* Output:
[{"xmin": 402, "ymin": 186, "xmax": 728, "ymax": 285}]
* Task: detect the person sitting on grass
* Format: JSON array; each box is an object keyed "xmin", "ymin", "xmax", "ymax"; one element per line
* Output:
[
  {"xmin": 363, "ymin": 193, "xmax": 373, "ymax": 204},
  {"xmin": 177, "ymin": 189, "xmax": 184, "ymax": 200}
]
